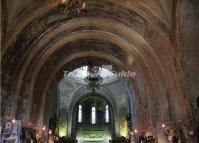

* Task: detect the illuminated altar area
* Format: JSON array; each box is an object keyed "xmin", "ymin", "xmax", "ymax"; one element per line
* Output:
[{"xmin": 55, "ymin": 66, "xmax": 130, "ymax": 142}]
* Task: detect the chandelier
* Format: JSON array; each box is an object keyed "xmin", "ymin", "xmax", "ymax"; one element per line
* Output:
[
  {"xmin": 57, "ymin": 0, "xmax": 87, "ymax": 16},
  {"xmin": 84, "ymin": 65, "xmax": 103, "ymax": 92}
]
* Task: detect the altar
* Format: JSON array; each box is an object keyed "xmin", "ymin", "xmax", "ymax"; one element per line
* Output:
[{"xmin": 76, "ymin": 130, "xmax": 111, "ymax": 143}]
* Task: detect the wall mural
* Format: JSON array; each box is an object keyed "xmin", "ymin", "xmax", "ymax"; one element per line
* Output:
[
  {"xmin": 58, "ymin": 108, "xmax": 68, "ymax": 137},
  {"xmin": 119, "ymin": 108, "xmax": 128, "ymax": 138}
]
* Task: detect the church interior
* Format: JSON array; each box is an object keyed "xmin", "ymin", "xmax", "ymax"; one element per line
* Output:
[{"xmin": 1, "ymin": 0, "xmax": 199, "ymax": 143}]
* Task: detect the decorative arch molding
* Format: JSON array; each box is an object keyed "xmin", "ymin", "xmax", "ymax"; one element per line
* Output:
[
  {"xmin": 9, "ymin": 21, "xmax": 170, "ymax": 123},
  {"xmin": 1, "ymin": 0, "xmax": 189, "ymax": 131},
  {"xmin": 2, "ymin": 0, "xmax": 173, "ymax": 56}
]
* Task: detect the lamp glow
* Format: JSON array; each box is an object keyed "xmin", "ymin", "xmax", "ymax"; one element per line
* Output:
[
  {"xmin": 134, "ymin": 129, "xmax": 138, "ymax": 134},
  {"xmin": 162, "ymin": 123, "xmax": 165, "ymax": 128},
  {"xmin": 12, "ymin": 118, "xmax": 16, "ymax": 124},
  {"xmin": 42, "ymin": 126, "xmax": 46, "ymax": 131},
  {"xmin": 48, "ymin": 130, "xmax": 52, "ymax": 134}
]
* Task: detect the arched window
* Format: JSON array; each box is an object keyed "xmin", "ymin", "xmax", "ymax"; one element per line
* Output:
[
  {"xmin": 105, "ymin": 105, "xmax": 109, "ymax": 123},
  {"xmin": 78, "ymin": 105, "xmax": 82, "ymax": 123},
  {"xmin": 91, "ymin": 106, "xmax": 96, "ymax": 124}
]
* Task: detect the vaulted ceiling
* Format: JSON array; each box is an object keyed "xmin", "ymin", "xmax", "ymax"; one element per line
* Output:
[{"xmin": 1, "ymin": 0, "xmax": 198, "ymax": 128}]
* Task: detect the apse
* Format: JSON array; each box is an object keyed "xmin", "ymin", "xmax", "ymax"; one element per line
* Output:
[{"xmin": 56, "ymin": 65, "xmax": 132, "ymax": 138}]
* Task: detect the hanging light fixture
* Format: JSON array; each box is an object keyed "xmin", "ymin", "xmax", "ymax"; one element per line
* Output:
[
  {"xmin": 57, "ymin": 0, "xmax": 87, "ymax": 16},
  {"xmin": 84, "ymin": 64, "xmax": 103, "ymax": 92}
]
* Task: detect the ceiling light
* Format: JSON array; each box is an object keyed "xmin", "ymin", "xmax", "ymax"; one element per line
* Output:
[
  {"xmin": 84, "ymin": 65, "xmax": 103, "ymax": 92},
  {"xmin": 57, "ymin": 0, "xmax": 87, "ymax": 16}
]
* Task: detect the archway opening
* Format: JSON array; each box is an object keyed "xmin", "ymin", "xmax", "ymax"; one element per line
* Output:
[
  {"xmin": 73, "ymin": 95, "xmax": 114, "ymax": 143},
  {"xmin": 57, "ymin": 64, "xmax": 133, "ymax": 142}
]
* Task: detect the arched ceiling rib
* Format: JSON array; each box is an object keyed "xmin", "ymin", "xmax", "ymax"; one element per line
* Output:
[
  {"xmin": 1, "ymin": 0, "xmax": 189, "ymax": 126},
  {"xmin": 2, "ymin": 0, "xmax": 174, "ymax": 56}
]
